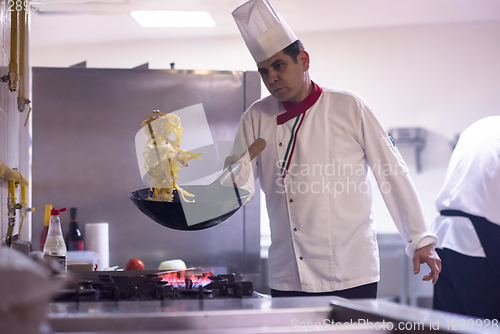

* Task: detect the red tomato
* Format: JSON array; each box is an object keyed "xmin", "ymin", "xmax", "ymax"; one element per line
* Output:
[{"xmin": 126, "ymin": 258, "xmax": 145, "ymax": 271}]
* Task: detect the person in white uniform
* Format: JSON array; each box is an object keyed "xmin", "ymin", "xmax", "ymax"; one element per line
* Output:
[
  {"xmin": 231, "ymin": 0, "xmax": 441, "ymax": 298},
  {"xmin": 431, "ymin": 116, "xmax": 500, "ymax": 319}
]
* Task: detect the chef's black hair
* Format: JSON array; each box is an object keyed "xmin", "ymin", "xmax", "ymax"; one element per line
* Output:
[{"xmin": 283, "ymin": 40, "xmax": 305, "ymax": 63}]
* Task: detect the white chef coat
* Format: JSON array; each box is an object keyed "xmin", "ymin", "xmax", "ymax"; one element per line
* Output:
[
  {"xmin": 236, "ymin": 84, "xmax": 437, "ymax": 292},
  {"xmin": 432, "ymin": 116, "xmax": 500, "ymax": 258}
]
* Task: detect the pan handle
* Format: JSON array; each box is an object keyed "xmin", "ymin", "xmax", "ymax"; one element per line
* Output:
[
  {"xmin": 224, "ymin": 138, "xmax": 266, "ymax": 169},
  {"xmin": 247, "ymin": 138, "xmax": 266, "ymax": 162}
]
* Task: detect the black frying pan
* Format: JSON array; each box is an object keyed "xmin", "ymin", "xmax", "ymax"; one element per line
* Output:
[
  {"xmin": 129, "ymin": 185, "xmax": 250, "ymax": 230},
  {"xmin": 129, "ymin": 139, "xmax": 266, "ymax": 231}
]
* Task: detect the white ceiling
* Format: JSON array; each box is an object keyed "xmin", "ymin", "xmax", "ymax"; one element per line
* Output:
[{"xmin": 31, "ymin": 0, "xmax": 500, "ymax": 47}]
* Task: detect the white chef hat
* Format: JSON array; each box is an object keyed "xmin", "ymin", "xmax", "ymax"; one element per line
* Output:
[{"xmin": 232, "ymin": 0, "xmax": 298, "ymax": 63}]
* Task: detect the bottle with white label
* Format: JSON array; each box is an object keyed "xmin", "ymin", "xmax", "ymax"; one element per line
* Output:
[{"xmin": 43, "ymin": 207, "xmax": 67, "ymax": 275}]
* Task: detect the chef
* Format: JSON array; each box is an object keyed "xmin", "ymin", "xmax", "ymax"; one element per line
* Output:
[
  {"xmin": 231, "ymin": 0, "xmax": 441, "ymax": 298},
  {"xmin": 431, "ymin": 116, "xmax": 500, "ymax": 319}
]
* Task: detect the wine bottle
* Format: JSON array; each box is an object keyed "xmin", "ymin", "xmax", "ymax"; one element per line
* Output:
[{"xmin": 65, "ymin": 207, "xmax": 84, "ymax": 251}]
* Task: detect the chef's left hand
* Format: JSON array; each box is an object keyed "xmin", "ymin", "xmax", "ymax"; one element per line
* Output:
[{"xmin": 412, "ymin": 244, "xmax": 441, "ymax": 284}]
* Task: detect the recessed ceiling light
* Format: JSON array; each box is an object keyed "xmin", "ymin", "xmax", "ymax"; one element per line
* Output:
[{"xmin": 130, "ymin": 11, "xmax": 216, "ymax": 28}]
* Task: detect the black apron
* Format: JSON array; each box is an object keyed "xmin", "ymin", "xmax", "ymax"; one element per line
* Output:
[{"xmin": 440, "ymin": 210, "xmax": 500, "ymax": 293}]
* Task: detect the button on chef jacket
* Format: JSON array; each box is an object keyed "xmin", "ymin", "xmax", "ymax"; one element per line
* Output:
[
  {"xmin": 236, "ymin": 82, "xmax": 437, "ymax": 292},
  {"xmin": 432, "ymin": 116, "xmax": 500, "ymax": 257}
]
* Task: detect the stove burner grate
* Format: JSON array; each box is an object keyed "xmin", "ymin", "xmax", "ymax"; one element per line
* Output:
[{"xmin": 53, "ymin": 272, "xmax": 254, "ymax": 302}]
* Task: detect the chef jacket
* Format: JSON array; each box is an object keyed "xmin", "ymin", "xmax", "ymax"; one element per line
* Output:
[
  {"xmin": 236, "ymin": 83, "xmax": 437, "ymax": 292},
  {"xmin": 432, "ymin": 116, "xmax": 500, "ymax": 257}
]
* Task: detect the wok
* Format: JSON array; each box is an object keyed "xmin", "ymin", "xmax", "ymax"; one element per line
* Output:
[
  {"xmin": 129, "ymin": 138, "xmax": 266, "ymax": 231},
  {"xmin": 129, "ymin": 186, "xmax": 250, "ymax": 230}
]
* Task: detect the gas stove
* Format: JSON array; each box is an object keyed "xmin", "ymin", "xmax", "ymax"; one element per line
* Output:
[
  {"xmin": 48, "ymin": 271, "xmax": 480, "ymax": 334},
  {"xmin": 53, "ymin": 269, "xmax": 255, "ymax": 303}
]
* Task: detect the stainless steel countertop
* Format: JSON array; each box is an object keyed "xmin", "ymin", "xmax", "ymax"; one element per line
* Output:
[
  {"xmin": 48, "ymin": 296, "xmax": 344, "ymax": 333},
  {"xmin": 48, "ymin": 297, "xmax": 498, "ymax": 334}
]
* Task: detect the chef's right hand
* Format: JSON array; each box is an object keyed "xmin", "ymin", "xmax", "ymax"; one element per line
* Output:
[
  {"xmin": 224, "ymin": 154, "xmax": 240, "ymax": 170},
  {"xmin": 223, "ymin": 154, "xmax": 252, "ymax": 187}
]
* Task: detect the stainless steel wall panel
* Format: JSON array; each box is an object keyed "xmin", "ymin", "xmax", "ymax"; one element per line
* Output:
[
  {"xmin": 242, "ymin": 71, "xmax": 263, "ymax": 274},
  {"xmin": 32, "ymin": 67, "xmax": 260, "ymax": 275}
]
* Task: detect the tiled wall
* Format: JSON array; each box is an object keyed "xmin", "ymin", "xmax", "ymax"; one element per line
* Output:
[{"xmin": 0, "ymin": 7, "xmax": 29, "ymax": 244}]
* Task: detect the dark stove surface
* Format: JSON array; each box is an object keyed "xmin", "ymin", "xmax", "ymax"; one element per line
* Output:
[{"xmin": 53, "ymin": 269, "xmax": 254, "ymax": 303}]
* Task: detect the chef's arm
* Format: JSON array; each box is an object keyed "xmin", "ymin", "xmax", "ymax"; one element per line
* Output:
[
  {"xmin": 372, "ymin": 169, "xmax": 441, "ymax": 283},
  {"xmin": 221, "ymin": 115, "xmax": 260, "ymax": 198},
  {"xmin": 364, "ymin": 136, "xmax": 438, "ymax": 257},
  {"xmin": 405, "ymin": 231, "xmax": 438, "ymax": 258},
  {"xmin": 358, "ymin": 104, "xmax": 441, "ymax": 282},
  {"xmin": 374, "ymin": 170, "xmax": 438, "ymax": 257},
  {"xmin": 358, "ymin": 104, "xmax": 438, "ymax": 253}
]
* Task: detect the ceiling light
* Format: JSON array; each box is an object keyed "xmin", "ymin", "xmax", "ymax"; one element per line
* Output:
[{"xmin": 130, "ymin": 11, "xmax": 216, "ymax": 28}]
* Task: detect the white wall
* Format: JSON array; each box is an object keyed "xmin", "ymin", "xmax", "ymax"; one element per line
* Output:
[{"xmin": 31, "ymin": 21, "xmax": 500, "ymax": 235}]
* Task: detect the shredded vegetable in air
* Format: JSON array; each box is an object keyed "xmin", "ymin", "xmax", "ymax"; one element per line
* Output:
[{"xmin": 141, "ymin": 110, "xmax": 202, "ymax": 202}]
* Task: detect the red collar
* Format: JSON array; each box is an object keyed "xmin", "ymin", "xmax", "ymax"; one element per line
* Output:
[{"xmin": 277, "ymin": 82, "xmax": 322, "ymax": 125}]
